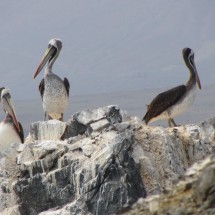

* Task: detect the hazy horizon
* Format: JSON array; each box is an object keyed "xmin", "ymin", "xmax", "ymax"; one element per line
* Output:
[
  {"xmin": 0, "ymin": 1, "xmax": 215, "ymax": 100},
  {"xmin": 0, "ymin": 84, "xmax": 213, "ymax": 136}
]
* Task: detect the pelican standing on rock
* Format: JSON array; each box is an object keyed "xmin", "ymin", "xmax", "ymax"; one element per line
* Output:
[
  {"xmin": 0, "ymin": 87, "xmax": 24, "ymax": 150},
  {"xmin": 143, "ymin": 48, "xmax": 201, "ymax": 127},
  {"xmin": 34, "ymin": 38, "xmax": 70, "ymax": 121}
]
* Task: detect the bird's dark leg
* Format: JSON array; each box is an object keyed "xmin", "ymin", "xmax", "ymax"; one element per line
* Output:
[
  {"xmin": 168, "ymin": 119, "xmax": 172, "ymax": 127},
  {"xmin": 60, "ymin": 113, "xmax": 64, "ymax": 121},
  {"xmin": 170, "ymin": 118, "xmax": 177, "ymax": 127},
  {"xmin": 168, "ymin": 117, "xmax": 177, "ymax": 127},
  {"xmin": 44, "ymin": 112, "xmax": 47, "ymax": 121}
]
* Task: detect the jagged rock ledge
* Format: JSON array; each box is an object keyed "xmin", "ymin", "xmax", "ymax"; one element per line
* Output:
[
  {"xmin": 125, "ymin": 154, "xmax": 215, "ymax": 215},
  {"xmin": 0, "ymin": 105, "xmax": 215, "ymax": 215}
]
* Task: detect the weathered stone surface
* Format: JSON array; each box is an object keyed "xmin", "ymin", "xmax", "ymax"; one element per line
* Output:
[
  {"xmin": 125, "ymin": 155, "xmax": 215, "ymax": 215},
  {"xmin": 0, "ymin": 143, "xmax": 23, "ymax": 213},
  {"xmin": 30, "ymin": 120, "xmax": 67, "ymax": 141},
  {"xmin": 62, "ymin": 105, "xmax": 122, "ymax": 139},
  {"xmin": 132, "ymin": 117, "xmax": 215, "ymax": 195},
  {"xmin": 105, "ymin": 105, "xmax": 122, "ymax": 124},
  {"xmin": 73, "ymin": 107, "xmax": 106, "ymax": 125},
  {"xmin": 39, "ymin": 198, "xmax": 92, "ymax": 215},
  {"xmin": 90, "ymin": 118, "xmax": 109, "ymax": 131},
  {"xmin": 61, "ymin": 119, "xmax": 87, "ymax": 139},
  {"xmin": 1, "ymin": 106, "xmax": 215, "ymax": 215},
  {"xmin": 72, "ymin": 105, "xmax": 122, "ymax": 126},
  {"xmin": 13, "ymin": 128, "xmax": 146, "ymax": 215}
]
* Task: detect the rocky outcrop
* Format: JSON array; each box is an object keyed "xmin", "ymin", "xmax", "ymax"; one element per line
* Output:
[
  {"xmin": 125, "ymin": 154, "xmax": 215, "ymax": 215},
  {"xmin": 0, "ymin": 105, "xmax": 215, "ymax": 215},
  {"xmin": 0, "ymin": 143, "xmax": 23, "ymax": 215},
  {"xmin": 133, "ymin": 118, "xmax": 215, "ymax": 195}
]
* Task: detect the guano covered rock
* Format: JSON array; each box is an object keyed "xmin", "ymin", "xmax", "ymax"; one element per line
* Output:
[{"xmin": 0, "ymin": 105, "xmax": 215, "ymax": 215}]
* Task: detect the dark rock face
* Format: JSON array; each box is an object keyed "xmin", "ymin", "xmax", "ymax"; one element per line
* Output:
[
  {"xmin": 14, "ymin": 167, "xmax": 75, "ymax": 214},
  {"xmin": 62, "ymin": 119, "xmax": 87, "ymax": 139},
  {"xmin": 85, "ymin": 139, "xmax": 146, "ymax": 214}
]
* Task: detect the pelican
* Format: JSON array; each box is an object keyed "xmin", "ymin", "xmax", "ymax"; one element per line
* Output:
[
  {"xmin": 0, "ymin": 87, "xmax": 24, "ymax": 150},
  {"xmin": 34, "ymin": 38, "xmax": 70, "ymax": 121},
  {"xmin": 143, "ymin": 48, "xmax": 201, "ymax": 127}
]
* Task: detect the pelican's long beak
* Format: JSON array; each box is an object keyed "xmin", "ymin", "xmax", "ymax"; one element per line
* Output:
[
  {"xmin": 189, "ymin": 55, "xmax": 201, "ymax": 90},
  {"xmin": 0, "ymin": 87, "xmax": 5, "ymax": 102},
  {"xmin": 195, "ymin": 70, "xmax": 201, "ymax": 90},
  {"xmin": 34, "ymin": 46, "xmax": 55, "ymax": 79},
  {"xmin": 2, "ymin": 93, "xmax": 21, "ymax": 132},
  {"xmin": 192, "ymin": 61, "xmax": 201, "ymax": 90}
]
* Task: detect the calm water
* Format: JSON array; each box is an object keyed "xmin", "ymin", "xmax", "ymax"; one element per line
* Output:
[{"xmin": 1, "ymin": 86, "xmax": 214, "ymax": 136}]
